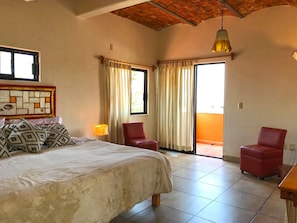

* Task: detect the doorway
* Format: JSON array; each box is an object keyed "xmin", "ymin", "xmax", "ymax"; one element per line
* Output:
[{"xmin": 194, "ymin": 63, "xmax": 225, "ymax": 158}]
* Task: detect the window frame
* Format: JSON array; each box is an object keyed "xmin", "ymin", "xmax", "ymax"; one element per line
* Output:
[
  {"xmin": 0, "ymin": 46, "xmax": 40, "ymax": 82},
  {"xmin": 130, "ymin": 68, "xmax": 148, "ymax": 115}
]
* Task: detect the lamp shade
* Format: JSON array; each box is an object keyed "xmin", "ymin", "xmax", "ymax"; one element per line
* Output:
[
  {"xmin": 93, "ymin": 124, "xmax": 108, "ymax": 136},
  {"xmin": 212, "ymin": 29, "xmax": 232, "ymax": 52}
]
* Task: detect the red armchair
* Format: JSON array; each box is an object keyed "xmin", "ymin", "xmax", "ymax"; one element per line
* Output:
[
  {"xmin": 123, "ymin": 122, "xmax": 158, "ymax": 151},
  {"xmin": 240, "ymin": 127, "xmax": 287, "ymax": 180}
]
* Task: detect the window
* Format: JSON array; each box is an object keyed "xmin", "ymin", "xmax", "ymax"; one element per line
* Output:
[
  {"xmin": 0, "ymin": 46, "xmax": 39, "ymax": 81},
  {"xmin": 131, "ymin": 68, "xmax": 148, "ymax": 115}
]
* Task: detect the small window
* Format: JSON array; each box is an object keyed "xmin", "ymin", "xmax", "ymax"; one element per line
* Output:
[
  {"xmin": 0, "ymin": 46, "xmax": 39, "ymax": 81},
  {"xmin": 131, "ymin": 68, "xmax": 148, "ymax": 115}
]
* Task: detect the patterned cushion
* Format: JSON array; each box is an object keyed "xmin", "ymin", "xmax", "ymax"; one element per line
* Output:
[
  {"xmin": 45, "ymin": 124, "xmax": 76, "ymax": 148},
  {"xmin": 2, "ymin": 123, "xmax": 18, "ymax": 138},
  {"xmin": 8, "ymin": 119, "xmax": 48, "ymax": 153},
  {"xmin": 0, "ymin": 129, "xmax": 10, "ymax": 158}
]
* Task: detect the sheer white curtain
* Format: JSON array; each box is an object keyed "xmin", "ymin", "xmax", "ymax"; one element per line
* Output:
[
  {"xmin": 102, "ymin": 59, "xmax": 131, "ymax": 144},
  {"xmin": 156, "ymin": 61, "xmax": 194, "ymax": 152}
]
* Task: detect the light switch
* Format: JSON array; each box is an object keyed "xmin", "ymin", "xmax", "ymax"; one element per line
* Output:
[{"xmin": 238, "ymin": 102, "xmax": 243, "ymax": 109}]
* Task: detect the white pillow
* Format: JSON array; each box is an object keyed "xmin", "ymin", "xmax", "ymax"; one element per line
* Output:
[{"xmin": 5, "ymin": 116, "xmax": 62, "ymax": 125}]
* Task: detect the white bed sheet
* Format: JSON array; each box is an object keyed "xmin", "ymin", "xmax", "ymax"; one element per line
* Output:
[{"xmin": 0, "ymin": 139, "xmax": 172, "ymax": 223}]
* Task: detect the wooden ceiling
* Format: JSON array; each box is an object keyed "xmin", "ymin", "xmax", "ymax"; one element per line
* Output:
[{"xmin": 111, "ymin": 0, "xmax": 297, "ymax": 31}]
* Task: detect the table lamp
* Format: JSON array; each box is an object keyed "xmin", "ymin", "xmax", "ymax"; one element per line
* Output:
[{"xmin": 93, "ymin": 124, "xmax": 109, "ymax": 139}]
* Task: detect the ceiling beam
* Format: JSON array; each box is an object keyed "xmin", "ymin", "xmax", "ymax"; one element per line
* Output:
[
  {"xmin": 223, "ymin": 0, "xmax": 244, "ymax": 18},
  {"xmin": 148, "ymin": 1, "xmax": 197, "ymax": 26},
  {"xmin": 75, "ymin": 0, "xmax": 150, "ymax": 18}
]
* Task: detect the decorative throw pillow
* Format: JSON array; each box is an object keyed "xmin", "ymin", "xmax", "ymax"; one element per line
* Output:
[
  {"xmin": 2, "ymin": 124, "xmax": 19, "ymax": 152},
  {"xmin": 8, "ymin": 119, "xmax": 48, "ymax": 153},
  {"xmin": 2, "ymin": 123, "xmax": 18, "ymax": 138},
  {"xmin": 45, "ymin": 124, "xmax": 76, "ymax": 148},
  {"xmin": 0, "ymin": 129, "xmax": 10, "ymax": 158}
]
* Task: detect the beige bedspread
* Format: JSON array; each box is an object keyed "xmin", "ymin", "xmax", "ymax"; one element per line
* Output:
[{"xmin": 0, "ymin": 139, "xmax": 172, "ymax": 223}]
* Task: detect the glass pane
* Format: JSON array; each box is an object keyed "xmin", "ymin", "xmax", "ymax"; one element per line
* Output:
[
  {"xmin": 14, "ymin": 53, "xmax": 34, "ymax": 79},
  {"xmin": 0, "ymin": 51, "xmax": 12, "ymax": 74},
  {"xmin": 131, "ymin": 70, "xmax": 145, "ymax": 113},
  {"xmin": 196, "ymin": 63, "xmax": 225, "ymax": 114}
]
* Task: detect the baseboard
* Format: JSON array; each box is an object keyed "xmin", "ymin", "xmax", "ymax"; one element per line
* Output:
[{"xmin": 223, "ymin": 155, "xmax": 240, "ymax": 163}]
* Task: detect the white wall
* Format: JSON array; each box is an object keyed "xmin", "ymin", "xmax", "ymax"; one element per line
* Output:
[
  {"xmin": 158, "ymin": 6, "xmax": 297, "ymax": 164},
  {"xmin": 0, "ymin": 0, "xmax": 158, "ymax": 139}
]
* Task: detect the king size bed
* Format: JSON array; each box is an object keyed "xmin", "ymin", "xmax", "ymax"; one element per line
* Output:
[{"xmin": 0, "ymin": 116, "xmax": 172, "ymax": 223}]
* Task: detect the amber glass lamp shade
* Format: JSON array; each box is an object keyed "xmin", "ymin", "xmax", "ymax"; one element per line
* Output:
[
  {"xmin": 93, "ymin": 124, "xmax": 109, "ymax": 136},
  {"xmin": 212, "ymin": 29, "xmax": 232, "ymax": 53}
]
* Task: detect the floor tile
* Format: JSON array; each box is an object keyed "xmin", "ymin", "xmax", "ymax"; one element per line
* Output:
[
  {"xmin": 259, "ymin": 198, "xmax": 286, "ymax": 220},
  {"xmin": 179, "ymin": 180, "xmax": 226, "ymax": 200},
  {"xmin": 211, "ymin": 164, "xmax": 242, "ymax": 177},
  {"xmin": 130, "ymin": 205, "xmax": 193, "ymax": 223},
  {"xmin": 230, "ymin": 179, "xmax": 276, "ymax": 198},
  {"xmin": 269, "ymin": 188, "xmax": 282, "ymax": 201},
  {"xmin": 196, "ymin": 143, "xmax": 223, "ymax": 158},
  {"xmin": 161, "ymin": 191, "xmax": 212, "ymax": 215},
  {"xmin": 186, "ymin": 216, "xmax": 214, "ymax": 223},
  {"xmin": 197, "ymin": 201, "xmax": 256, "ymax": 223},
  {"xmin": 250, "ymin": 213, "xmax": 285, "ymax": 223},
  {"xmin": 121, "ymin": 200, "xmax": 152, "ymax": 218},
  {"xmin": 110, "ymin": 215, "xmax": 136, "ymax": 223},
  {"xmin": 215, "ymin": 189, "xmax": 266, "ymax": 212},
  {"xmin": 173, "ymin": 168, "xmax": 208, "ymax": 181},
  {"xmin": 173, "ymin": 175, "xmax": 195, "ymax": 191},
  {"xmin": 198, "ymin": 173, "xmax": 242, "ymax": 188}
]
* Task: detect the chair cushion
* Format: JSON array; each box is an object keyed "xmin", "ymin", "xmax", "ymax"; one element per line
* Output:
[
  {"xmin": 129, "ymin": 139, "xmax": 158, "ymax": 151},
  {"xmin": 240, "ymin": 144, "xmax": 283, "ymax": 160}
]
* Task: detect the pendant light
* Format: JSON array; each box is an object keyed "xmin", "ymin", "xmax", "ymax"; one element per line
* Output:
[{"xmin": 212, "ymin": 0, "xmax": 232, "ymax": 52}]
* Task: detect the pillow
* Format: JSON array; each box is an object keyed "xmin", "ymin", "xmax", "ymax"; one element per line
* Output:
[
  {"xmin": 5, "ymin": 116, "xmax": 62, "ymax": 125},
  {"xmin": 2, "ymin": 123, "xmax": 18, "ymax": 138},
  {"xmin": 44, "ymin": 124, "xmax": 76, "ymax": 148},
  {"xmin": 0, "ymin": 129, "xmax": 10, "ymax": 158},
  {"xmin": 8, "ymin": 119, "xmax": 48, "ymax": 153}
]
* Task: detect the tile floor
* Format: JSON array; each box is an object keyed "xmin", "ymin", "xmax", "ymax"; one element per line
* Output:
[
  {"xmin": 196, "ymin": 143, "xmax": 223, "ymax": 158},
  {"xmin": 110, "ymin": 150, "xmax": 286, "ymax": 223}
]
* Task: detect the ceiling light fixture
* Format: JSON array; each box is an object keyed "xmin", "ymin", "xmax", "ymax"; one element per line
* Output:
[{"xmin": 212, "ymin": 0, "xmax": 232, "ymax": 52}]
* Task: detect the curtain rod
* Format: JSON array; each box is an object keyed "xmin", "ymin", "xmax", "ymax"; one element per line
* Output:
[
  {"xmin": 157, "ymin": 53, "xmax": 234, "ymax": 65},
  {"xmin": 97, "ymin": 55, "xmax": 157, "ymax": 71}
]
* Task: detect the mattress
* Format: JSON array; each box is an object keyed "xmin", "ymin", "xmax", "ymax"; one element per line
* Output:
[{"xmin": 0, "ymin": 138, "xmax": 172, "ymax": 223}]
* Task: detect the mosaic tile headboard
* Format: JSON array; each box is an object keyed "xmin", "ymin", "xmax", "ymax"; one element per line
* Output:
[{"xmin": 0, "ymin": 85, "xmax": 56, "ymax": 120}]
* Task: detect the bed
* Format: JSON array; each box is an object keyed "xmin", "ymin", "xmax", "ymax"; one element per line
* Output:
[{"xmin": 0, "ymin": 116, "xmax": 172, "ymax": 223}]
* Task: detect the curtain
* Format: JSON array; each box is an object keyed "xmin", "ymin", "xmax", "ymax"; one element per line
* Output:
[
  {"xmin": 156, "ymin": 61, "xmax": 194, "ymax": 152},
  {"xmin": 102, "ymin": 59, "xmax": 131, "ymax": 144}
]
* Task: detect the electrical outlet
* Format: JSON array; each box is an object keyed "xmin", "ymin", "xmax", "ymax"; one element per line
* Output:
[{"xmin": 289, "ymin": 144, "xmax": 295, "ymax": 151}]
